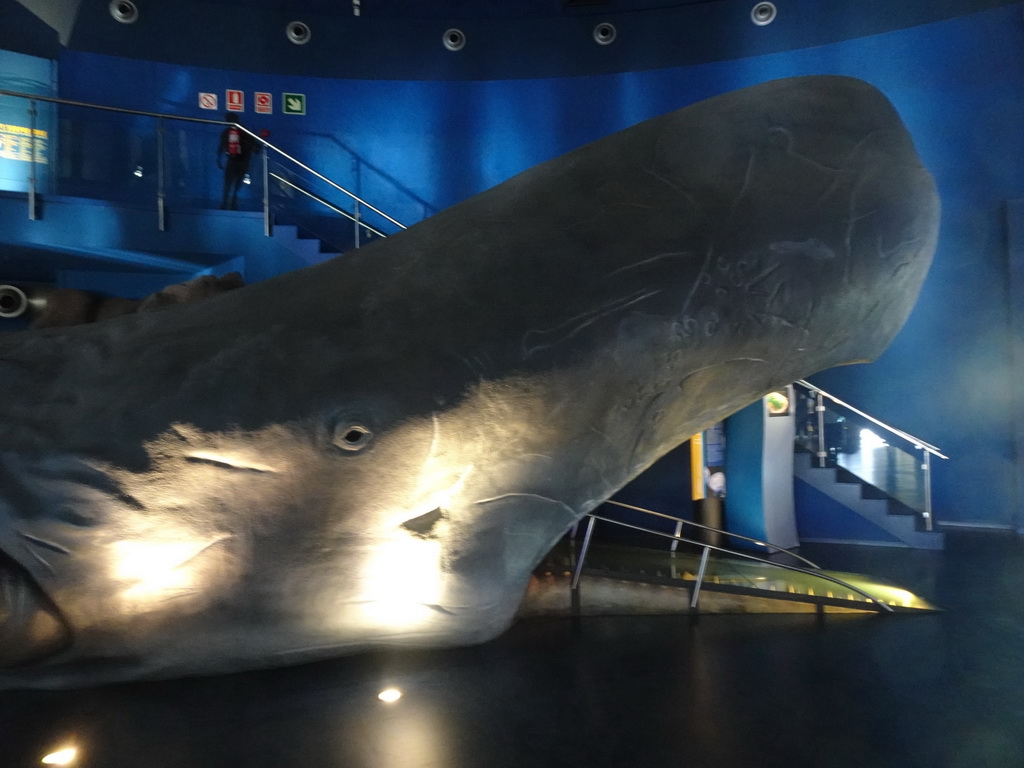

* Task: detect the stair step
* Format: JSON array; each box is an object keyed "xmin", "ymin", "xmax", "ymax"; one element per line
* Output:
[{"xmin": 794, "ymin": 450, "xmax": 943, "ymax": 549}]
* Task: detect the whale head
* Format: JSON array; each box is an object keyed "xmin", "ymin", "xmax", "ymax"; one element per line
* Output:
[{"xmin": 0, "ymin": 76, "xmax": 938, "ymax": 687}]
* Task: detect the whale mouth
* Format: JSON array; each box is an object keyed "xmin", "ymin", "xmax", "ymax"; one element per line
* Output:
[{"xmin": 0, "ymin": 551, "xmax": 72, "ymax": 668}]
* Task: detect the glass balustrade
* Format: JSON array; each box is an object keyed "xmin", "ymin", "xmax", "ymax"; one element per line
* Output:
[{"xmin": 794, "ymin": 384, "xmax": 941, "ymax": 524}]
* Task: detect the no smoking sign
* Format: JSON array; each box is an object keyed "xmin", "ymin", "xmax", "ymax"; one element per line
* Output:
[
  {"xmin": 198, "ymin": 92, "xmax": 218, "ymax": 110},
  {"xmin": 255, "ymin": 92, "xmax": 272, "ymax": 114}
]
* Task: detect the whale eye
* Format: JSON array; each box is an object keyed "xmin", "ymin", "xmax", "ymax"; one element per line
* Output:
[{"xmin": 332, "ymin": 424, "xmax": 373, "ymax": 452}]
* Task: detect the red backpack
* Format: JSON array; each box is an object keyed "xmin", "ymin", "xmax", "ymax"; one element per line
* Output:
[{"xmin": 226, "ymin": 126, "xmax": 242, "ymax": 157}]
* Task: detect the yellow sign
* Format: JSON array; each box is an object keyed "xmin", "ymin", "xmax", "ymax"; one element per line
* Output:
[
  {"xmin": 0, "ymin": 122, "xmax": 48, "ymax": 164},
  {"xmin": 690, "ymin": 432, "xmax": 705, "ymax": 501}
]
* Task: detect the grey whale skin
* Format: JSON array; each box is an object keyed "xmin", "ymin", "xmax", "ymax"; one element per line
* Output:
[{"xmin": 0, "ymin": 76, "xmax": 938, "ymax": 688}]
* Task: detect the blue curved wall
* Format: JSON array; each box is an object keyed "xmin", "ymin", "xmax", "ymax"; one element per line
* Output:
[{"xmin": 5, "ymin": 1, "xmax": 1024, "ymax": 530}]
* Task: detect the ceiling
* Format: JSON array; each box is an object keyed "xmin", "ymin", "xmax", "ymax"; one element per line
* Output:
[
  {"xmin": 183, "ymin": 0, "xmax": 707, "ymax": 19},
  {"xmin": 5, "ymin": 0, "xmax": 1019, "ymax": 81}
]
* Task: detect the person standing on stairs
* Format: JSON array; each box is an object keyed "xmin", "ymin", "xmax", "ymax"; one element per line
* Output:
[{"xmin": 217, "ymin": 113, "xmax": 259, "ymax": 210}]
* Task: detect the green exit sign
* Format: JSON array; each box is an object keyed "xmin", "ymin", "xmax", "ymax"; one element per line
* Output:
[{"xmin": 282, "ymin": 93, "xmax": 306, "ymax": 115}]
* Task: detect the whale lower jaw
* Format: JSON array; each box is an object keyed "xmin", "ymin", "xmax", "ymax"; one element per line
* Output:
[{"xmin": 0, "ymin": 553, "xmax": 71, "ymax": 668}]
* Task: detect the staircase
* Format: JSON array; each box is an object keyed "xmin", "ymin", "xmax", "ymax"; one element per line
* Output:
[
  {"xmin": 267, "ymin": 222, "xmax": 341, "ymax": 269},
  {"xmin": 0, "ymin": 190, "xmax": 364, "ymax": 298},
  {"xmin": 0, "ymin": 87, "xmax": 407, "ymax": 295},
  {"xmin": 793, "ymin": 380, "xmax": 946, "ymax": 550},
  {"xmin": 794, "ymin": 448, "xmax": 945, "ymax": 550}
]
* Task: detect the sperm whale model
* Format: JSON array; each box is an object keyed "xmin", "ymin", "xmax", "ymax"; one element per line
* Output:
[{"xmin": 0, "ymin": 76, "xmax": 939, "ymax": 688}]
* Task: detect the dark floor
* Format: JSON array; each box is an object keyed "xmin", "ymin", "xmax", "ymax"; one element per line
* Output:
[{"xmin": 2, "ymin": 532, "xmax": 1023, "ymax": 768}]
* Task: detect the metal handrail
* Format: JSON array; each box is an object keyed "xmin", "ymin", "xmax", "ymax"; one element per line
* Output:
[
  {"xmin": 0, "ymin": 88, "xmax": 406, "ymax": 234},
  {"xmin": 605, "ymin": 499, "xmax": 821, "ymax": 570},
  {"xmin": 0, "ymin": 87, "xmax": 229, "ymax": 123},
  {"xmin": 795, "ymin": 379, "xmax": 946, "ymax": 459},
  {"xmin": 572, "ymin": 513, "xmax": 894, "ymax": 613},
  {"xmin": 270, "ymin": 171, "xmax": 388, "ymax": 239},
  {"xmin": 254, "ymin": 132, "xmax": 406, "ymax": 231}
]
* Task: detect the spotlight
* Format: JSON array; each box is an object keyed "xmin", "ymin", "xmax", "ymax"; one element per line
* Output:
[
  {"xmin": 443, "ymin": 28, "xmax": 466, "ymax": 51},
  {"xmin": 593, "ymin": 22, "xmax": 616, "ymax": 46},
  {"xmin": 378, "ymin": 688, "xmax": 402, "ymax": 703},
  {"xmin": 751, "ymin": 2, "xmax": 777, "ymax": 26},
  {"xmin": 286, "ymin": 21, "xmax": 311, "ymax": 45},
  {"xmin": 109, "ymin": 0, "xmax": 138, "ymax": 24},
  {"xmin": 41, "ymin": 747, "xmax": 78, "ymax": 766}
]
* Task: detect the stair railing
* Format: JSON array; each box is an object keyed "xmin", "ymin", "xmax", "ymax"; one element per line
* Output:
[
  {"xmin": 603, "ymin": 499, "xmax": 822, "ymax": 569},
  {"xmin": 0, "ymin": 88, "xmax": 406, "ymax": 246},
  {"xmin": 569, "ymin": 501, "xmax": 894, "ymax": 613},
  {"xmin": 269, "ymin": 167, "xmax": 388, "ymax": 240},
  {"xmin": 795, "ymin": 379, "xmax": 946, "ymax": 531}
]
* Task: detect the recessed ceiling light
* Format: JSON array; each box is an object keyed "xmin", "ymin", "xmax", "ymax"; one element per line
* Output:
[
  {"xmin": 443, "ymin": 29, "xmax": 466, "ymax": 51},
  {"xmin": 286, "ymin": 21, "xmax": 311, "ymax": 45},
  {"xmin": 751, "ymin": 2, "xmax": 777, "ymax": 26},
  {"xmin": 593, "ymin": 22, "xmax": 616, "ymax": 45},
  {"xmin": 109, "ymin": 0, "xmax": 138, "ymax": 24}
]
